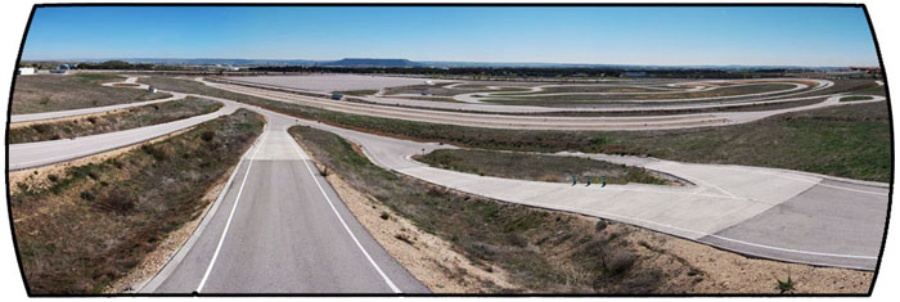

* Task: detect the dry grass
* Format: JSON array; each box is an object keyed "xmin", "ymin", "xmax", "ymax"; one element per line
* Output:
[
  {"xmin": 8, "ymin": 97, "xmax": 222, "ymax": 144},
  {"xmin": 10, "ymin": 109, "xmax": 264, "ymax": 294},
  {"xmin": 11, "ymin": 73, "xmax": 171, "ymax": 114}
]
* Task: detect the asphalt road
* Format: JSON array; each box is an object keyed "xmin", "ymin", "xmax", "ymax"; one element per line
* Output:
[{"xmin": 141, "ymin": 120, "xmax": 427, "ymax": 294}]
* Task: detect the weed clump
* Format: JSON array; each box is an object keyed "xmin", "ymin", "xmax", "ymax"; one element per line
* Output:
[
  {"xmin": 200, "ymin": 130, "xmax": 215, "ymax": 142},
  {"xmin": 93, "ymin": 189, "xmax": 137, "ymax": 215},
  {"xmin": 141, "ymin": 144, "xmax": 168, "ymax": 161}
]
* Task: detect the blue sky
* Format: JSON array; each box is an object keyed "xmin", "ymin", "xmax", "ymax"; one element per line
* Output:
[{"xmin": 22, "ymin": 6, "xmax": 879, "ymax": 66}]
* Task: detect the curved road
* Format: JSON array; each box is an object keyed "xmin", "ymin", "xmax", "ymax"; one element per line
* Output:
[{"xmin": 8, "ymin": 94, "xmax": 235, "ymax": 171}]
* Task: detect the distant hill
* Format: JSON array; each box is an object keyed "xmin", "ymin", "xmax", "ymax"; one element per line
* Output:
[{"xmin": 320, "ymin": 58, "xmax": 423, "ymax": 67}]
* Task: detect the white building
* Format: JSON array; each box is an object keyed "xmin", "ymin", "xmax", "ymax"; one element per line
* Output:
[{"xmin": 17, "ymin": 67, "xmax": 35, "ymax": 75}]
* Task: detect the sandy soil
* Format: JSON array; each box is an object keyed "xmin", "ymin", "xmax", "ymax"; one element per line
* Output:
[{"xmin": 619, "ymin": 222, "xmax": 873, "ymax": 294}]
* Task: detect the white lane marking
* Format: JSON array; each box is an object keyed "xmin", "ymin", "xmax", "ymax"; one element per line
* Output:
[
  {"xmin": 565, "ymin": 203, "xmax": 877, "ymax": 261},
  {"xmin": 816, "ymin": 182, "xmax": 889, "ymax": 197},
  {"xmin": 195, "ymin": 128, "xmax": 269, "ymax": 293},
  {"xmin": 706, "ymin": 234, "xmax": 878, "ymax": 260},
  {"xmin": 287, "ymin": 130, "xmax": 402, "ymax": 293}
]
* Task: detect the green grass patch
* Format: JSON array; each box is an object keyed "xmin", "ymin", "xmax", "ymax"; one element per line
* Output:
[
  {"xmin": 9, "ymin": 97, "xmax": 222, "ymax": 144},
  {"xmin": 11, "ymin": 109, "xmax": 264, "ymax": 294},
  {"xmin": 415, "ymin": 149, "xmax": 668, "ymax": 185},
  {"xmin": 847, "ymin": 85, "xmax": 887, "ymax": 97},
  {"xmin": 334, "ymin": 89, "xmax": 378, "ymax": 96},
  {"xmin": 71, "ymin": 73, "xmax": 124, "ymax": 84},
  {"xmin": 840, "ymin": 96, "xmax": 874, "ymax": 102}
]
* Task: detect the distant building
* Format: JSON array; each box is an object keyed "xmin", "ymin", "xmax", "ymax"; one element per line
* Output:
[
  {"xmin": 17, "ymin": 67, "xmax": 35, "ymax": 75},
  {"xmin": 331, "ymin": 93, "xmax": 344, "ymax": 100}
]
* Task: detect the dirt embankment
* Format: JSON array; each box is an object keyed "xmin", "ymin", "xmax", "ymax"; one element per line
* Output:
[{"xmin": 10, "ymin": 109, "xmax": 264, "ymax": 294}]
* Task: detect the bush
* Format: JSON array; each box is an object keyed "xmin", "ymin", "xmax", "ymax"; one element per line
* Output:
[
  {"xmin": 79, "ymin": 191, "xmax": 95, "ymax": 201},
  {"xmin": 200, "ymin": 131, "xmax": 215, "ymax": 142},
  {"xmin": 30, "ymin": 124, "xmax": 50, "ymax": 134},
  {"xmin": 595, "ymin": 220, "xmax": 608, "ymax": 232},
  {"xmin": 380, "ymin": 211, "xmax": 390, "ymax": 220},
  {"xmin": 141, "ymin": 144, "xmax": 168, "ymax": 161},
  {"xmin": 93, "ymin": 189, "xmax": 136, "ymax": 215},
  {"xmin": 605, "ymin": 249, "xmax": 636, "ymax": 276},
  {"xmin": 47, "ymin": 174, "xmax": 59, "ymax": 182}
]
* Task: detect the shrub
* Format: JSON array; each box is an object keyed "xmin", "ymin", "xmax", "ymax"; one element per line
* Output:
[
  {"xmin": 595, "ymin": 220, "xmax": 608, "ymax": 232},
  {"xmin": 380, "ymin": 211, "xmax": 390, "ymax": 220},
  {"xmin": 200, "ymin": 131, "xmax": 215, "ymax": 142},
  {"xmin": 141, "ymin": 144, "xmax": 168, "ymax": 161},
  {"xmin": 92, "ymin": 189, "xmax": 136, "ymax": 215},
  {"xmin": 79, "ymin": 191, "xmax": 95, "ymax": 201},
  {"xmin": 31, "ymin": 124, "xmax": 50, "ymax": 134},
  {"xmin": 776, "ymin": 273, "xmax": 795, "ymax": 294},
  {"xmin": 47, "ymin": 174, "xmax": 58, "ymax": 182},
  {"xmin": 605, "ymin": 249, "xmax": 636, "ymax": 276}
]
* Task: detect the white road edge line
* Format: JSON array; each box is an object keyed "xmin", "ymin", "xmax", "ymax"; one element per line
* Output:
[
  {"xmin": 707, "ymin": 234, "xmax": 877, "ymax": 260},
  {"xmin": 195, "ymin": 127, "xmax": 270, "ymax": 293},
  {"xmin": 136, "ymin": 124, "xmax": 254, "ymax": 293},
  {"xmin": 287, "ymin": 129, "xmax": 402, "ymax": 294}
]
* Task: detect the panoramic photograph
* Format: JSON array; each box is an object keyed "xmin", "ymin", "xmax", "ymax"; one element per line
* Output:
[{"xmin": 3, "ymin": 4, "xmax": 891, "ymax": 296}]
